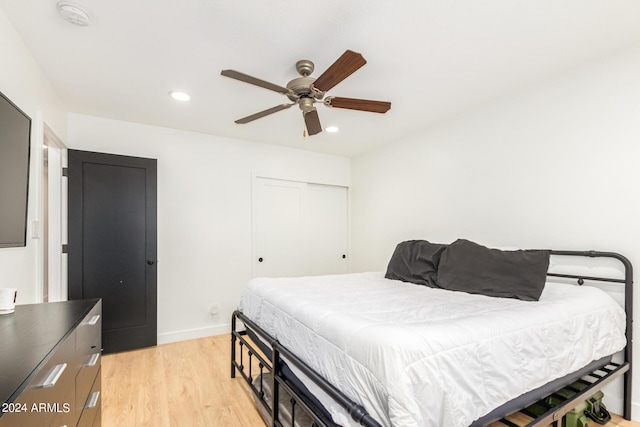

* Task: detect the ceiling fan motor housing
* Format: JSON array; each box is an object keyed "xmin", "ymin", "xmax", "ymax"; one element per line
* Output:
[{"xmin": 286, "ymin": 77, "xmax": 324, "ymax": 102}]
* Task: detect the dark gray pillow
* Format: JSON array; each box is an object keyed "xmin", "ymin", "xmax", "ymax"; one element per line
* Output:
[
  {"xmin": 385, "ymin": 240, "xmax": 447, "ymax": 287},
  {"xmin": 436, "ymin": 239, "xmax": 550, "ymax": 301}
]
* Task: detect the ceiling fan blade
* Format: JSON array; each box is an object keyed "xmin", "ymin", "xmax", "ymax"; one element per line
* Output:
[
  {"xmin": 221, "ymin": 69, "xmax": 290, "ymax": 95},
  {"xmin": 312, "ymin": 50, "xmax": 367, "ymax": 92},
  {"xmin": 304, "ymin": 109, "xmax": 322, "ymax": 135},
  {"xmin": 235, "ymin": 103, "xmax": 294, "ymax": 124},
  {"xmin": 326, "ymin": 97, "xmax": 391, "ymax": 113}
]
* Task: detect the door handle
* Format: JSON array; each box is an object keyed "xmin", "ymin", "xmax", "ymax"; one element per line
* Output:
[
  {"xmin": 147, "ymin": 259, "xmax": 155, "ymax": 265},
  {"xmin": 258, "ymin": 257, "xmax": 263, "ymax": 262}
]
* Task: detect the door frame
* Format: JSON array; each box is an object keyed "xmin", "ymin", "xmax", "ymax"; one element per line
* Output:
[{"xmin": 43, "ymin": 124, "xmax": 67, "ymax": 302}]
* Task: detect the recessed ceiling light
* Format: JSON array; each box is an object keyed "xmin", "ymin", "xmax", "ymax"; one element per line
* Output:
[
  {"xmin": 326, "ymin": 126, "xmax": 339, "ymax": 133},
  {"xmin": 169, "ymin": 91, "xmax": 191, "ymax": 102},
  {"xmin": 57, "ymin": 2, "xmax": 90, "ymax": 26}
]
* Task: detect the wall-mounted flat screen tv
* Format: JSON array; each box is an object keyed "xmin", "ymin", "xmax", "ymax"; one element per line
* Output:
[{"xmin": 0, "ymin": 91, "xmax": 31, "ymax": 248}]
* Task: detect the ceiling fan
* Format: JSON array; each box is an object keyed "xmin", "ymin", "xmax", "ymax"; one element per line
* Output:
[{"xmin": 221, "ymin": 50, "xmax": 391, "ymax": 136}]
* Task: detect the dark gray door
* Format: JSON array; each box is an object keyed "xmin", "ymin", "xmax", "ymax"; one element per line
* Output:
[{"xmin": 68, "ymin": 150, "xmax": 157, "ymax": 353}]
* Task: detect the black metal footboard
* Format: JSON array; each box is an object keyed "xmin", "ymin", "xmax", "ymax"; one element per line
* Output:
[
  {"xmin": 231, "ymin": 250, "xmax": 633, "ymax": 427},
  {"xmin": 232, "ymin": 310, "xmax": 382, "ymax": 427}
]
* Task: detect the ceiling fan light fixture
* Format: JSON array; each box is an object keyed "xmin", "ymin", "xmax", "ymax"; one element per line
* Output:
[
  {"xmin": 326, "ymin": 126, "xmax": 339, "ymax": 133},
  {"xmin": 298, "ymin": 97, "xmax": 315, "ymax": 113},
  {"xmin": 169, "ymin": 91, "xmax": 191, "ymax": 102},
  {"xmin": 56, "ymin": 1, "xmax": 90, "ymax": 26}
]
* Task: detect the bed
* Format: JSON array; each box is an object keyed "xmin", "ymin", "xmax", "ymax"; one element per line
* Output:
[{"xmin": 231, "ymin": 243, "xmax": 633, "ymax": 427}]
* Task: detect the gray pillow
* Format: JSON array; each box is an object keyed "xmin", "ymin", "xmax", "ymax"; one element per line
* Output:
[
  {"xmin": 436, "ymin": 239, "xmax": 550, "ymax": 301},
  {"xmin": 385, "ymin": 240, "xmax": 447, "ymax": 287}
]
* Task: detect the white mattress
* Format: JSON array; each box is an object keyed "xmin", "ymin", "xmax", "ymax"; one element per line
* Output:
[{"xmin": 238, "ymin": 272, "xmax": 626, "ymax": 427}]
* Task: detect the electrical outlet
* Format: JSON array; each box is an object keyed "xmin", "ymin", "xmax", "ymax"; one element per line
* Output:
[{"xmin": 209, "ymin": 304, "xmax": 219, "ymax": 315}]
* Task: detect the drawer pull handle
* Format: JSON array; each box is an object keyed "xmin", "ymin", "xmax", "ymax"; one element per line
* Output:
[
  {"xmin": 88, "ymin": 315, "xmax": 101, "ymax": 325},
  {"xmin": 86, "ymin": 352, "xmax": 100, "ymax": 367},
  {"xmin": 40, "ymin": 363, "xmax": 67, "ymax": 388},
  {"xmin": 85, "ymin": 391, "xmax": 100, "ymax": 409}
]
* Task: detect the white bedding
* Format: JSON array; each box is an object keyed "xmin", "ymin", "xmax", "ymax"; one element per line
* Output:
[{"xmin": 238, "ymin": 272, "xmax": 626, "ymax": 427}]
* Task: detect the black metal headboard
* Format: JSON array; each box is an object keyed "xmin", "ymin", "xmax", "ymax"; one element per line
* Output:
[{"xmin": 547, "ymin": 250, "xmax": 633, "ymax": 418}]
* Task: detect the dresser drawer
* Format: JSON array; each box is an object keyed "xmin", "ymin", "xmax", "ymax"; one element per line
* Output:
[
  {"xmin": 0, "ymin": 331, "xmax": 78, "ymax": 427},
  {"xmin": 76, "ymin": 351, "xmax": 100, "ymax": 417},
  {"xmin": 76, "ymin": 301, "xmax": 102, "ymax": 362},
  {"xmin": 77, "ymin": 368, "xmax": 101, "ymax": 427},
  {"xmin": 75, "ymin": 301, "xmax": 102, "ymax": 417}
]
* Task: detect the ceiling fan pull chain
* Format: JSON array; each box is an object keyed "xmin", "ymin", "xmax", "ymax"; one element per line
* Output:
[{"xmin": 303, "ymin": 129, "xmax": 307, "ymax": 138}]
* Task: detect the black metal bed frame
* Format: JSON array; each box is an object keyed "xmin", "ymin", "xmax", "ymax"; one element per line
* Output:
[{"xmin": 231, "ymin": 250, "xmax": 633, "ymax": 427}]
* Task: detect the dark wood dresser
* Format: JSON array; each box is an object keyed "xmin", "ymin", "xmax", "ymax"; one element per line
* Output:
[{"xmin": 0, "ymin": 299, "xmax": 102, "ymax": 427}]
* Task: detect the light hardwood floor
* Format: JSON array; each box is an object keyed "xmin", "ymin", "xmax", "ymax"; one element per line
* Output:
[
  {"xmin": 102, "ymin": 334, "xmax": 264, "ymax": 426},
  {"xmin": 102, "ymin": 334, "xmax": 638, "ymax": 427}
]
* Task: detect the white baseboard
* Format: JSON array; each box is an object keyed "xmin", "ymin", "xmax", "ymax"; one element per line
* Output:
[
  {"xmin": 632, "ymin": 401, "xmax": 640, "ymax": 421},
  {"xmin": 157, "ymin": 323, "xmax": 231, "ymax": 345},
  {"xmin": 601, "ymin": 380, "xmax": 640, "ymax": 421}
]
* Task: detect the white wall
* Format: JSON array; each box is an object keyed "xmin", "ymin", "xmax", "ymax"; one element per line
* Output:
[
  {"xmin": 67, "ymin": 113, "xmax": 350, "ymax": 343},
  {"xmin": 0, "ymin": 8, "xmax": 67, "ymax": 304},
  {"xmin": 351, "ymin": 45, "xmax": 640, "ymax": 417}
]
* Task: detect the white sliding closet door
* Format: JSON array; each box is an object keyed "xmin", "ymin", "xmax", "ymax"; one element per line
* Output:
[
  {"xmin": 254, "ymin": 178, "xmax": 308, "ymax": 278},
  {"xmin": 253, "ymin": 177, "xmax": 348, "ymax": 278},
  {"xmin": 306, "ymin": 183, "xmax": 348, "ymax": 276}
]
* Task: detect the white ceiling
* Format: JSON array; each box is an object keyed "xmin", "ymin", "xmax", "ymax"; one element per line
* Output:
[{"xmin": 1, "ymin": 1, "xmax": 640, "ymax": 157}]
